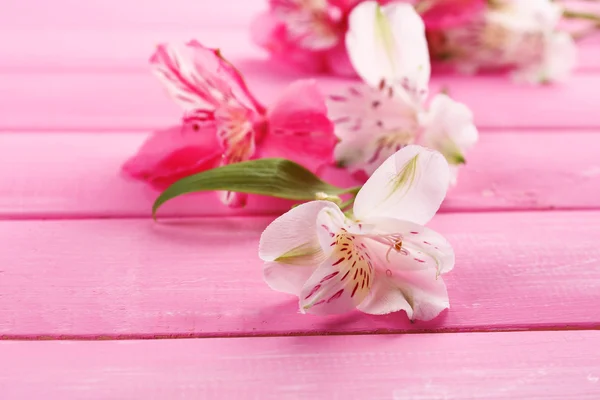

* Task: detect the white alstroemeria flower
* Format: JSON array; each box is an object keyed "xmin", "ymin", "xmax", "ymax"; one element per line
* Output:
[
  {"xmin": 259, "ymin": 145, "xmax": 455, "ymax": 320},
  {"xmin": 440, "ymin": 0, "xmax": 576, "ymax": 84},
  {"xmin": 328, "ymin": 1, "xmax": 477, "ymax": 182},
  {"xmin": 491, "ymin": 0, "xmax": 576, "ymax": 84}
]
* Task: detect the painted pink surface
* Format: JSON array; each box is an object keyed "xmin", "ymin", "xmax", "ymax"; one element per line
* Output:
[
  {"xmin": 1, "ymin": 0, "xmax": 600, "ymax": 394},
  {"xmin": 3, "ymin": 71, "xmax": 600, "ymax": 131},
  {"xmin": 1, "ymin": 28, "xmax": 599, "ymax": 71},
  {"xmin": 0, "ymin": 0, "xmax": 264, "ymax": 30},
  {"xmin": 1, "ymin": 131, "xmax": 599, "ymax": 220},
  {"xmin": 1, "ymin": 331, "xmax": 600, "ymax": 399},
  {"xmin": 1, "ymin": 211, "xmax": 599, "ymax": 338}
]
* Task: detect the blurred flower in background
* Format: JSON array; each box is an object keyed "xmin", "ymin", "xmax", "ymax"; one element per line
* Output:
[{"xmin": 251, "ymin": 0, "xmax": 597, "ymax": 83}]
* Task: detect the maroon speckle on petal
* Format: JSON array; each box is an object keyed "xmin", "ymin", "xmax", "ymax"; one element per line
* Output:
[
  {"xmin": 341, "ymin": 270, "xmax": 351, "ymax": 281},
  {"xmin": 410, "ymin": 231, "xmax": 419, "ymax": 235},
  {"xmin": 386, "ymin": 269, "xmax": 392, "ymax": 277},
  {"xmin": 304, "ymin": 284, "xmax": 322, "ymax": 300},
  {"xmin": 349, "ymin": 87, "xmax": 362, "ymax": 96},
  {"xmin": 414, "ymin": 258, "xmax": 426, "ymax": 263},
  {"xmin": 333, "ymin": 116, "xmax": 351, "ymax": 124},
  {"xmin": 332, "ymin": 257, "xmax": 345, "ymax": 266},
  {"xmin": 354, "ymin": 270, "xmax": 359, "ymax": 279},
  {"xmin": 424, "ymin": 241, "xmax": 431, "ymax": 245},
  {"xmin": 351, "ymin": 283, "xmax": 359, "ymax": 298},
  {"xmin": 329, "ymin": 95, "xmax": 347, "ymax": 102},
  {"xmin": 327, "ymin": 289, "xmax": 344, "ymax": 303},
  {"xmin": 314, "ymin": 299, "xmax": 327, "ymax": 306},
  {"xmin": 320, "ymin": 271, "xmax": 339, "ymax": 283}
]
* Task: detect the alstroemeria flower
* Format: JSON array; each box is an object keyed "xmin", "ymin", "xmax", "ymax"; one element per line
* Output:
[
  {"xmin": 123, "ymin": 40, "xmax": 336, "ymax": 207},
  {"xmin": 328, "ymin": 1, "xmax": 477, "ymax": 181},
  {"xmin": 251, "ymin": 0, "xmax": 365, "ymax": 76},
  {"xmin": 427, "ymin": 0, "xmax": 577, "ymax": 83},
  {"xmin": 259, "ymin": 145, "xmax": 454, "ymax": 320}
]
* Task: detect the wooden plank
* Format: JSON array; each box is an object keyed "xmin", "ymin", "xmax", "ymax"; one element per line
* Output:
[
  {"xmin": 1, "ymin": 331, "xmax": 599, "ymax": 399},
  {"xmin": 3, "ymin": 72, "xmax": 600, "ymax": 131},
  {"xmin": 0, "ymin": 29, "xmax": 263, "ymax": 72},
  {"xmin": 0, "ymin": 0, "xmax": 264, "ymax": 30},
  {"xmin": 1, "ymin": 131, "xmax": 599, "ymax": 220},
  {"xmin": 1, "ymin": 28, "xmax": 598, "ymax": 71},
  {"xmin": 1, "ymin": 211, "xmax": 599, "ymax": 338}
]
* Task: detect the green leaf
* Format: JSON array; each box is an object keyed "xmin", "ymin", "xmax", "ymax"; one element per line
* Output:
[{"xmin": 152, "ymin": 158, "xmax": 350, "ymax": 218}]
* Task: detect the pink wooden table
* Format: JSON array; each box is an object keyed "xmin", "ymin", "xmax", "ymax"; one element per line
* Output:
[{"xmin": 1, "ymin": 0, "xmax": 600, "ymax": 398}]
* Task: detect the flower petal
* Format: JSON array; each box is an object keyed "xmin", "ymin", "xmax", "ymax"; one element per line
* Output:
[
  {"xmin": 251, "ymin": 12, "xmax": 331, "ymax": 74},
  {"xmin": 260, "ymin": 80, "xmax": 336, "ymax": 172},
  {"xmin": 150, "ymin": 41, "xmax": 264, "ymax": 114},
  {"xmin": 353, "ymin": 145, "xmax": 450, "ymax": 224},
  {"xmin": 325, "ymin": 41, "xmax": 358, "ymax": 77},
  {"xmin": 299, "ymin": 234, "xmax": 374, "ymax": 315},
  {"xmin": 259, "ymin": 201, "xmax": 339, "ymax": 294},
  {"xmin": 512, "ymin": 31, "xmax": 576, "ymax": 84},
  {"xmin": 122, "ymin": 123, "xmax": 222, "ymax": 190},
  {"xmin": 269, "ymin": 0, "xmax": 341, "ymax": 50},
  {"xmin": 213, "ymin": 108, "xmax": 257, "ymax": 208},
  {"xmin": 345, "ymin": 1, "xmax": 431, "ymax": 103},
  {"xmin": 328, "ymin": 84, "xmax": 419, "ymax": 174},
  {"xmin": 356, "ymin": 218, "xmax": 452, "ymax": 321},
  {"xmin": 364, "ymin": 217, "xmax": 455, "ymax": 276},
  {"xmin": 357, "ymin": 265, "xmax": 449, "ymax": 321},
  {"xmin": 420, "ymin": 93, "xmax": 478, "ymax": 166}
]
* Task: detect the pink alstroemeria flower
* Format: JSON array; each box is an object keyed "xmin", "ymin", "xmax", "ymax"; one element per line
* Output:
[
  {"xmin": 259, "ymin": 145, "xmax": 455, "ymax": 320},
  {"xmin": 251, "ymin": 0, "xmax": 367, "ymax": 76},
  {"xmin": 327, "ymin": 1, "xmax": 478, "ymax": 184},
  {"xmin": 123, "ymin": 40, "xmax": 336, "ymax": 207}
]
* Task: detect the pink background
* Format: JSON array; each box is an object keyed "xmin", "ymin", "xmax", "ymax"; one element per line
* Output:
[{"xmin": 0, "ymin": 0, "xmax": 599, "ymax": 398}]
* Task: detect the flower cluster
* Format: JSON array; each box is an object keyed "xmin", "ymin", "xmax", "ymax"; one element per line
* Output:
[
  {"xmin": 125, "ymin": 2, "xmax": 477, "ymax": 207},
  {"xmin": 125, "ymin": 1, "xmax": 476, "ymax": 321},
  {"xmin": 253, "ymin": 0, "xmax": 583, "ymax": 83},
  {"xmin": 426, "ymin": 0, "xmax": 577, "ymax": 84}
]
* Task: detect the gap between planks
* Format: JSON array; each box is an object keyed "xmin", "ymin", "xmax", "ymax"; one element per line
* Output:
[{"xmin": 2, "ymin": 324, "xmax": 600, "ymax": 342}]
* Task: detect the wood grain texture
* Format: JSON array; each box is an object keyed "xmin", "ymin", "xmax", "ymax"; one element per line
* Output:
[
  {"xmin": 1, "ymin": 331, "xmax": 600, "ymax": 399},
  {"xmin": 3, "ymin": 71, "xmax": 600, "ymax": 131},
  {"xmin": 1, "ymin": 28, "xmax": 599, "ymax": 71},
  {"xmin": 1, "ymin": 131, "xmax": 599, "ymax": 220},
  {"xmin": 0, "ymin": 0, "xmax": 264, "ymax": 30},
  {"xmin": 1, "ymin": 211, "xmax": 599, "ymax": 338}
]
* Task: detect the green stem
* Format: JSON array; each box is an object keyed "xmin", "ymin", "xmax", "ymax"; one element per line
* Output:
[
  {"xmin": 563, "ymin": 9, "xmax": 600, "ymax": 23},
  {"xmin": 339, "ymin": 197, "xmax": 356, "ymax": 212},
  {"xmin": 340, "ymin": 185, "xmax": 362, "ymax": 196}
]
